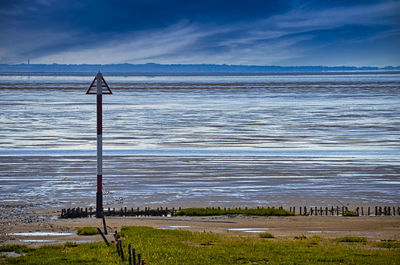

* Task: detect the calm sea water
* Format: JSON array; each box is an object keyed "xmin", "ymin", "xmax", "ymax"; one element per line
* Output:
[{"xmin": 0, "ymin": 73, "xmax": 399, "ymax": 208}]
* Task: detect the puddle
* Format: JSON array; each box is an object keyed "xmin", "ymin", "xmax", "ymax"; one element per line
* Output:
[
  {"xmin": 20, "ymin": 239, "xmax": 56, "ymax": 243},
  {"xmin": 19, "ymin": 239, "xmax": 93, "ymax": 244},
  {"xmin": 227, "ymin": 228, "xmax": 270, "ymax": 233},
  {"xmin": 8, "ymin": 232, "xmax": 75, "ymax": 236},
  {"xmin": 306, "ymin": 230, "xmax": 344, "ymax": 233},
  {"xmin": 157, "ymin": 225, "xmax": 191, "ymax": 230},
  {"xmin": 362, "ymin": 232, "xmax": 378, "ymax": 236},
  {"xmin": 244, "ymin": 230, "xmax": 269, "ymax": 233}
]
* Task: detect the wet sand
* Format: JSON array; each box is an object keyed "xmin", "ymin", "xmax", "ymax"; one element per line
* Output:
[{"xmin": 1, "ymin": 153, "xmax": 399, "ymax": 209}]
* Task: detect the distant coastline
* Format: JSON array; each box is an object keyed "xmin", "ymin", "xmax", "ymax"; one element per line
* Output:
[{"xmin": 0, "ymin": 63, "xmax": 399, "ymax": 75}]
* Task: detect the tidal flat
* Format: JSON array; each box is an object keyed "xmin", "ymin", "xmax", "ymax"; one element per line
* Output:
[{"xmin": 1, "ymin": 73, "xmax": 399, "ymax": 209}]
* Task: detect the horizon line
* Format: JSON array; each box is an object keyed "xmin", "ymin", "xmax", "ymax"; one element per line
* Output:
[{"xmin": 1, "ymin": 62, "xmax": 400, "ymax": 68}]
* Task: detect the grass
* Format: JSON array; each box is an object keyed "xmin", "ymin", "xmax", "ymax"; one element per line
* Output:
[
  {"xmin": 343, "ymin": 210, "xmax": 358, "ymax": 216},
  {"xmin": 77, "ymin": 227, "xmax": 99, "ymax": 236},
  {"xmin": 376, "ymin": 240, "xmax": 400, "ymax": 249},
  {"xmin": 2, "ymin": 226, "xmax": 399, "ymax": 264},
  {"xmin": 259, "ymin": 232, "xmax": 274, "ymax": 238},
  {"xmin": 175, "ymin": 207, "xmax": 294, "ymax": 216},
  {"xmin": 64, "ymin": 242, "xmax": 79, "ymax": 248},
  {"xmin": 334, "ymin": 237, "xmax": 367, "ymax": 243},
  {"xmin": 0, "ymin": 245, "xmax": 34, "ymax": 254}
]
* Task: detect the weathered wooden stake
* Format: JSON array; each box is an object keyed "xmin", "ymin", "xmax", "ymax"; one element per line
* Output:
[
  {"xmin": 128, "ymin": 244, "xmax": 132, "ymax": 265},
  {"xmin": 132, "ymin": 248, "xmax": 136, "ymax": 265},
  {"xmin": 119, "ymin": 240, "xmax": 124, "ymax": 261},
  {"xmin": 102, "ymin": 215, "xmax": 108, "ymax": 235},
  {"xmin": 116, "ymin": 240, "xmax": 120, "ymax": 255},
  {"xmin": 97, "ymin": 227, "xmax": 110, "ymax": 246}
]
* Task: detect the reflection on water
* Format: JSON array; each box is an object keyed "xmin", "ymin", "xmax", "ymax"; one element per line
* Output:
[
  {"xmin": 227, "ymin": 228, "xmax": 271, "ymax": 233},
  {"xmin": 0, "ymin": 73, "xmax": 399, "ymax": 207},
  {"xmin": 1, "ymin": 154, "xmax": 399, "ymax": 207},
  {"xmin": 8, "ymin": 232, "xmax": 75, "ymax": 236}
]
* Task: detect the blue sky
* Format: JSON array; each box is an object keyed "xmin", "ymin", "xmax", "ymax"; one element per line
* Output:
[{"xmin": 0, "ymin": 0, "xmax": 399, "ymax": 66}]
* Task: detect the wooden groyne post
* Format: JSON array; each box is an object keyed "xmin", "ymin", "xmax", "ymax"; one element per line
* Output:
[{"xmin": 60, "ymin": 205, "xmax": 400, "ymax": 218}]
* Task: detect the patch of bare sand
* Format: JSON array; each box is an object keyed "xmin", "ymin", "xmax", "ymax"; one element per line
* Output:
[{"xmin": 1, "ymin": 208, "xmax": 399, "ymax": 247}]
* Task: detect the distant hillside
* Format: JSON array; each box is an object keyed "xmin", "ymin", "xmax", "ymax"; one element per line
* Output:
[{"xmin": 0, "ymin": 63, "xmax": 399, "ymax": 74}]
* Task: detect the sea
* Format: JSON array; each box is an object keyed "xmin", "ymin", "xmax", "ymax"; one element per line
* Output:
[{"xmin": 0, "ymin": 72, "xmax": 399, "ymax": 209}]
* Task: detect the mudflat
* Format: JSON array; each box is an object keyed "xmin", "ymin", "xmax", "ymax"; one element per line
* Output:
[{"xmin": 1, "ymin": 207, "xmax": 399, "ymax": 247}]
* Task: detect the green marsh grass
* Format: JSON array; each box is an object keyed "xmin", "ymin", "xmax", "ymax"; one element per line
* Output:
[
  {"xmin": 376, "ymin": 240, "xmax": 400, "ymax": 249},
  {"xmin": 2, "ymin": 226, "xmax": 399, "ymax": 264},
  {"xmin": 259, "ymin": 232, "xmax": 274, "ymax": 238},
  {"xmin": 175, "ymin": 207, "xmax": 294, "ymax": 216},
  {"xmin": 334, "ymin": 237, "xmax": 367, "ymax": 243},
  {"xmin": 0, "ymin": 244, "xmax": 33, "ymax": 254},
  {"xmin": 343, "ymin": 210, "xmax": 358, "ymax": 217},
  {"xmin": 77, "ymin": 227, "xmax": 99, "ymax": 236}
]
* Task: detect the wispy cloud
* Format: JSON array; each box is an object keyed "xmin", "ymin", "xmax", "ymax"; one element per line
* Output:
[
  {"xmin": 1, "ymin": 0, "xmax": 399, "ymax": 65},
  {"xmin": 33, "ymin": 23, "xmax": 208, "ymax": 64},
  {"xmin": 268, "ymin": 1, "xmax": 399, "ymax": 30}
]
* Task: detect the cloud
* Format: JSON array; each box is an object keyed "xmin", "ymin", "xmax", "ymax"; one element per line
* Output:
[
  {"xmin": 32, "ymin": 21, "xmax": 313, "ymax": 65},
  {"xmin": 268, "ymin": 0, "xmax": 399, "ymax": 30},
  {"xmin": 32, "ymin": 23, "xmax": 209, "ymax": 64},
  {"xmin": 1, "ymin": 0, "xmax": 399, "ymax": 65}
]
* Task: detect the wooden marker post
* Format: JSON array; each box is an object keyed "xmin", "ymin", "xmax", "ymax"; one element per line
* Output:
[{"xmin": 86, "ymin": 72, "xmax": 112, "ymax": 218}]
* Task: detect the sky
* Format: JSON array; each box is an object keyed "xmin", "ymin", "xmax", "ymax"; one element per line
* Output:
[{"xmin": 0, "ymin": 0, "xmax": 399, "ymax": 66}]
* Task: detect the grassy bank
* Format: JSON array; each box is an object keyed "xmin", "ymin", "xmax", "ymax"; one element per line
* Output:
[
  {"xmin": 77, "ymin": 227, "xmax": 99, "ymax": 236},
  {"xmin": 175, "ymin": 207, "xmax": 294, "ymax": 216},
  {"xmin": 1, "ymin": 226, "xmax": 399, "ymax": 264}
]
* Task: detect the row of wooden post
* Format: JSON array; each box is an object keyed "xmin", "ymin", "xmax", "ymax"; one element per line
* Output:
[
  {"xmin": 103, "ymin": 206, "xmax": 178, "ymax": 217},
  {"xmin": 60, "ymin": 206, "xmax": 400, "ymax": 218},
  {"xmin": 60, "ymin": 206, "xmax": 180, "ymax": 218},
  {"xmin": 289, "ymin": 206, "xmax": 400, "ymax": 216}
]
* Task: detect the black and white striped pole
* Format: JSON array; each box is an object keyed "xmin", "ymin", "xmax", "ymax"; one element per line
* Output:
[{"xmin": 86, "ymin": 72, "xmax": 112, "ymax": 218}]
